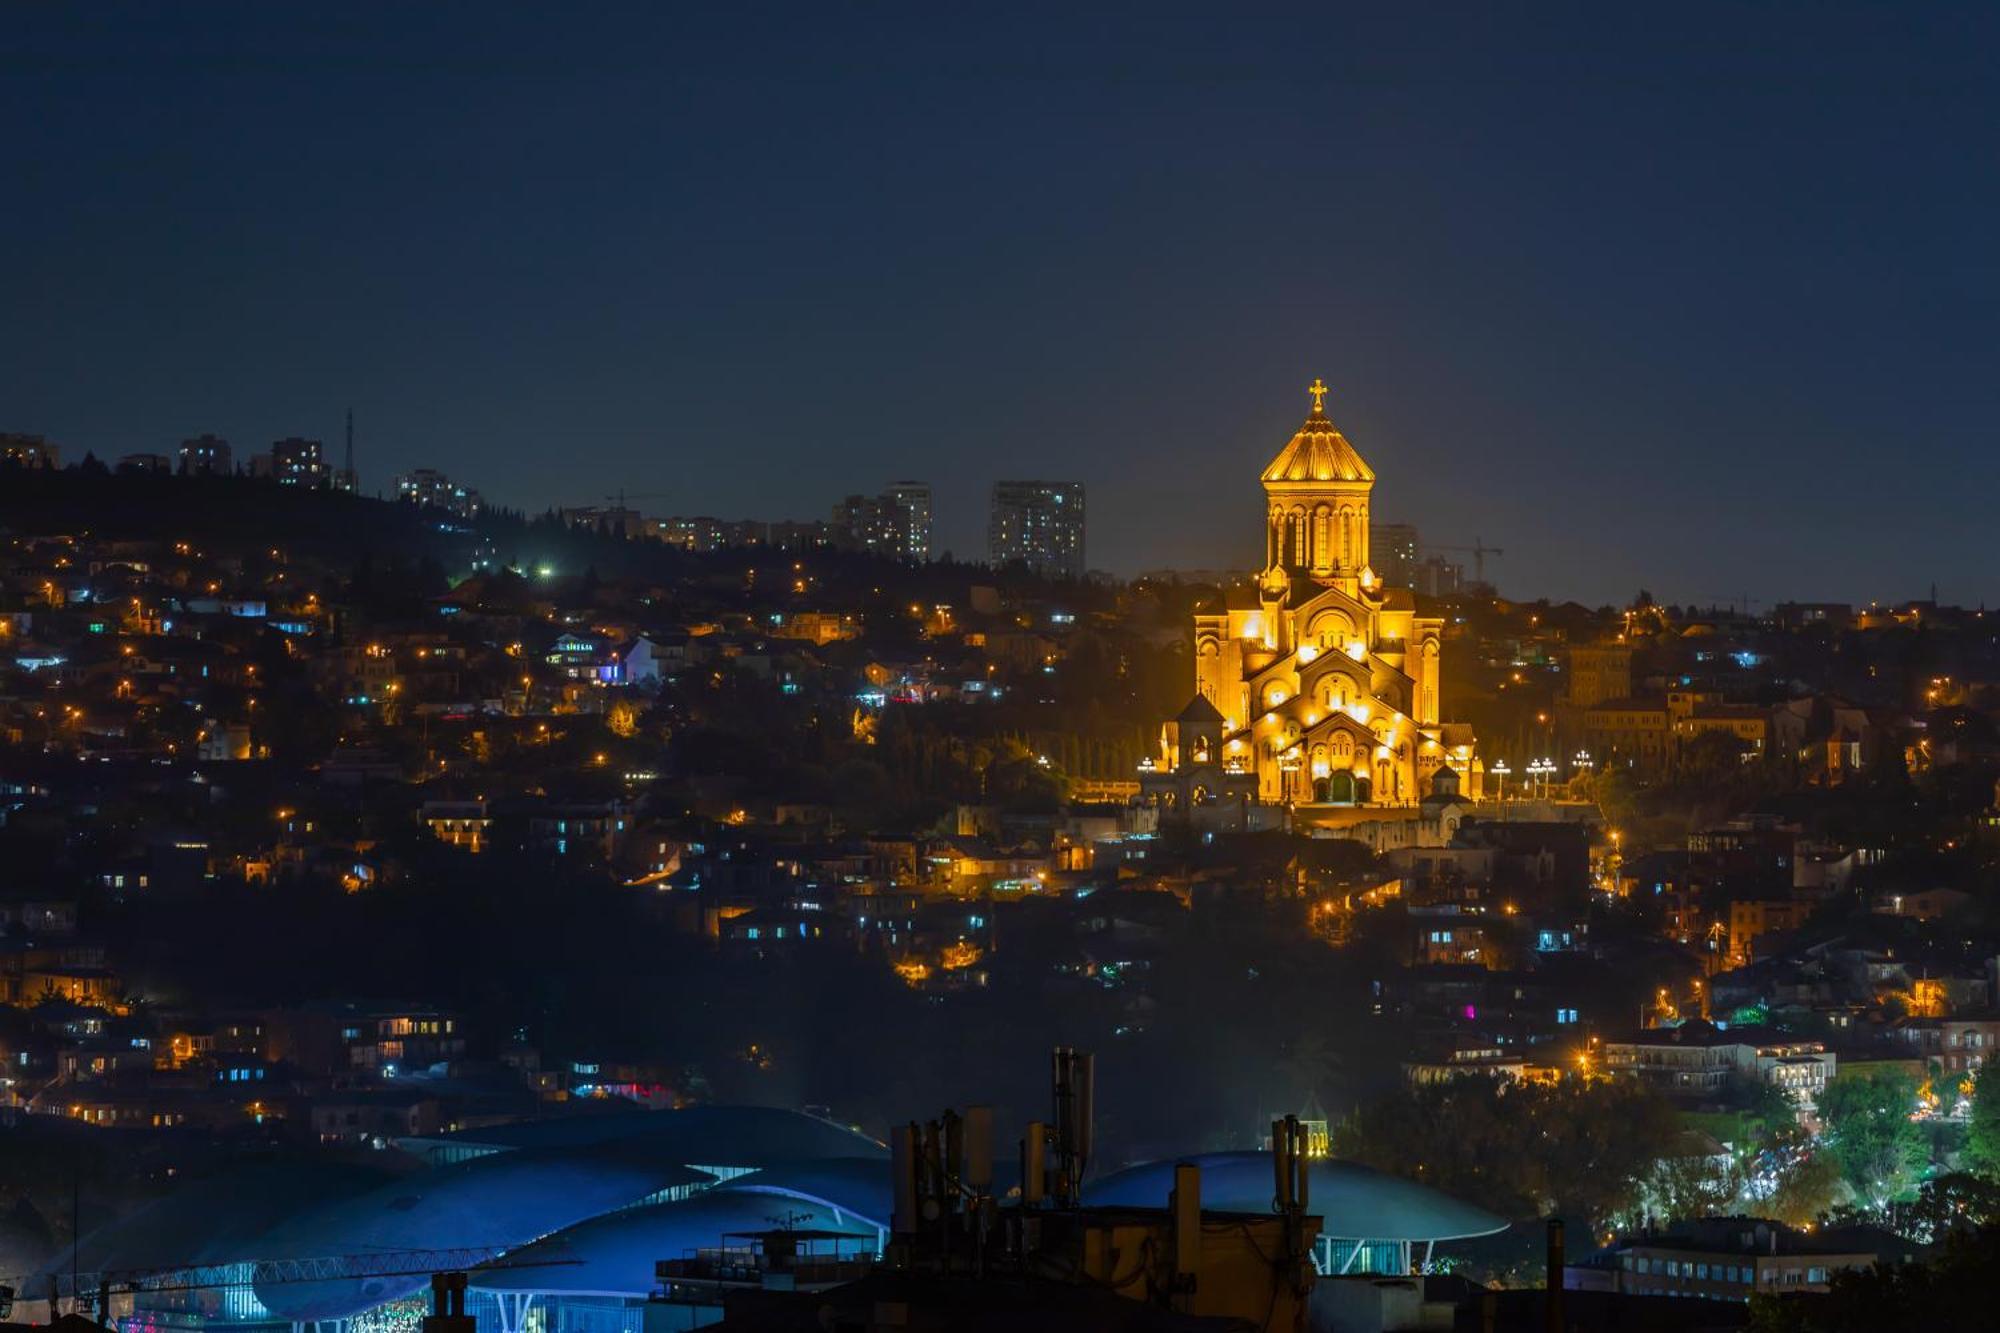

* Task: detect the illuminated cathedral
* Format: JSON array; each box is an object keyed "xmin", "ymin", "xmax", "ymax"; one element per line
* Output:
[{"xmin": 1141, "ymin": 380, "xmax": 1480, "ymax": 821}]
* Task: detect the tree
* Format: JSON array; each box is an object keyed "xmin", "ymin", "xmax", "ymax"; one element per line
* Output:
[
  {"xmin": 1679, "ymin": 729, "xmax": 1749, "ymax": 783},
  {"xmin": 1903, "ymin": 1172, "xmax": 2000, "ymax": 1242},
  {"xmin": 1819, "ymin": 1072, "xmax": 1927, "ymax": 1209},
  {"xmin": 1644, "ymin": 1140, "xmax": 1744, "ymax": 1223},
  {"xmin": 1763, "ymin": 1150, "xmax": 1842, "ymax": 1228},
  {"xmin": 1276, "ymin": 1031, "xmax": 1342, "ymax": 1111},
  {"xmin": 1741, "ymin": 1077, "xmax": 1805, "ymax": 1146},
  {"xmin": 1961, "ymin": 1063, "xmax": 2000, "ymax": 1180},
  {"xmin": 1332, "ymin": 1076, "xmax": 1682, "ymax": 1229}
]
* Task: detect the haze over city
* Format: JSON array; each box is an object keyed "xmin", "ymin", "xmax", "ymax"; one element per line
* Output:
[
  {"xmin": 6, "ymin": 3, "xmax": 1999, "ymax": 602},
  {"xmin": 9, "ymin": 6, "xmax": 2000, "ymax": 1333}
]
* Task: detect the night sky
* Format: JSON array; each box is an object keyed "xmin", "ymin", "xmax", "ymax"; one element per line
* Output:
[{"xmin": 5, "ymin": 3, "xmax": 1997, "ymax": 605}]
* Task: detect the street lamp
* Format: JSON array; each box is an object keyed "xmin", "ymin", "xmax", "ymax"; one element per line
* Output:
[
  {"xmin": 1490, "ymin": 759, "xmax": 1511, "ymax": 801},
  {"xmin": 1527, "ymin": 757, "xmax": 1556, "ymax": 798}
]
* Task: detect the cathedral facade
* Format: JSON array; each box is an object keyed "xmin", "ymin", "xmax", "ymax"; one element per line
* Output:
[{"xmin": 1143, "ymin": 382, "xmax": 1480, "ymax": 819}]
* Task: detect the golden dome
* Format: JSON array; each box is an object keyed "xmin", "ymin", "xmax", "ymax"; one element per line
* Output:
[{"xmin": 1261, "ymin": 379, "xmax": 1375, "ymax": 485}]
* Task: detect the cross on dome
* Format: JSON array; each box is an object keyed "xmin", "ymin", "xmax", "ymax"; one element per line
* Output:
[{"xmin": 1307, "ymin": 377, "xmax": 1329, "ymax": 413}]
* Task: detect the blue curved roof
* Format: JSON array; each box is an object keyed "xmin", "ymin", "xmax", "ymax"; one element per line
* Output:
[
  {"xmin": 409, "ymin": 1105, "xmax": 885, "ymax": 1165},
  {"xmin": 715, "ymin": 1157, "xmax": 893, "ymax": 1231},
  {"xmin": 250, "ymin": 1145, "xmax": 713, "ymax": 1320},
  {"xmin": 28, "ymin": 1160, "xmax": 399, "ymax": 1301},
  {"xmin": 1084, "ymin": 1153, "xmax": 1506, "ymax": 1242},
  {"xmin": 469, "ymin": 1193, "xmax": 871, "ymax": 1297}
]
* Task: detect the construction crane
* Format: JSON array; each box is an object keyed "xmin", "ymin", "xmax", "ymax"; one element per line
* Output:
[
  {"xmin": 1701, "ymin": 594, "xmax": 1764, "ymax": 617},
  {"xmin": 1425, "ymin": 537, "xmax": 1505, "ymax": 586},
  {"xmin": 600, "ymin": 490, "xmax": 672, "ymax": 509}
]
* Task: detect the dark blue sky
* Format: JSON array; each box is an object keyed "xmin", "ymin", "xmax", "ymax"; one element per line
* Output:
[{"xmin": 5, "ymin": 3, "xmax": 1996, "ymax": 604}]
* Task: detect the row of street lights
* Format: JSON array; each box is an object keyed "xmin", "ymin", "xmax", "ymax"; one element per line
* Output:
[{"xmin": 1488, "ymin": 749, "xmax": 1594, "ymax": 801}]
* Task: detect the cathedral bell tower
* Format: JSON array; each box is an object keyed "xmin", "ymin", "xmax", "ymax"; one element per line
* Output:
[{"xmin": 1260, "ymin": 378, "xmax": 1376, "ymax": 592}]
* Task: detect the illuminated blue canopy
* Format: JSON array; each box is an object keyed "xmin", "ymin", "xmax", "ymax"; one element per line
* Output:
[
  {"xmin": 1084, "ymin": 1152, "xmax": 1507, "ymax": 1242},
  {"xmin": 250, "ymin": 1145, "xmax": 713, "ymax": 1320},
  {"xmin": 29, "ymin": 1160, "xmax": 396, "ymax": 1301},
  {"xmin": 470, "ymin": 1192, "xmax": 871, "ymax": 1297},
  {"xmin": 714, "ymin": 1157, "xmax": 894, "ymax": 1231}
]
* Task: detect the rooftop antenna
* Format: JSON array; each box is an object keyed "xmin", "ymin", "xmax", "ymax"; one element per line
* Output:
[
  {"xmin": 344, "ymin": 408, "xmax": 355, "ymax": 483},
  {"xmin": 70, "ymin": 1152, "xmax": 79, "ymax": 1318}
]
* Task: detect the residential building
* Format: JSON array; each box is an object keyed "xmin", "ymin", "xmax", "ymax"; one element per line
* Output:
[
  {"xmin": 1675, "ymin": 703, "xmax": 1771, "ymax": 757},
  {"xmin": 1601, "ymin": 1022, "xmax": 1834, "ymax": 1109},
  {"xmin": 832, "ymin": 482, "xmax": 932, "ymax": 562},
  {"xmin": 1593, "ymin": 1219, "xmax": 1886, "ymax": 1302},
  {"xmin": 1887, "ymin": 1016, "xmax": 2000, "ymax": 1075},
  {"xmin": 396, "ymin": 467, "xmax": 482, "ymax": 518},
  {"xmin": 560, "ymin": 505, "xmax": 644, "ymax": 538},
  {"xmin": 422, "ymin": 800, "xmax": 492, "ymax": 852},
  {"xmin": 1368, "ymin": 522, "xmax": 1421, "ymax": 587},
  {"xmin": 266, "ymin": 437, "xmax": 329, "ymax": 487},
  {"xmin": 1, "ymin": 433, "xmax": 59, "ymax": 469},
  {"xmin": 1727, "ymin": 896, "xmax": 1814, "ymax": 964},
  {"xmin": 988, "ymin": 480, "xmax": 1085, "ymax": 578},
  {"xmin": 1564, "ymin": 643, "xmax": 1633, "ymax": 709},
  {"xmin": 1410, "ymin": 555, "xmax": 1462, "ymax": 598},
  {"xmin": 177, "ymin": 434, "xmax": 233, "ymax": 475},
  {"xmin": 1585, "ymin": 699, "xmax": 1669, "ymax": 771},
  {"xmin": 885, "ymin": 480, "xmax": 933, "ymax": 562}
]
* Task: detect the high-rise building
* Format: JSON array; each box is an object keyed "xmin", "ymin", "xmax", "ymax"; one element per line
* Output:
[
  {"xmin": 653, "ymin": 516, "xmax": 728, "ymax": 551},
  {"xmin": 178, "ymin": 434, "xmax": 233, "ymax": 476},
  {"xmin": 396, "ymin": 468, "xmax": 482, "ymax": 519},
  {"xmin": 1369, "ymin": 522, "xmax": 1420, "ymax": 587},
  {"xmin": 832, "ymin": 482, "xmax": 934, "ymax": 562},
  {"xmin": 988, "ymin": 480, "xmax": 1085, "ymax": 578},
  {"xmin": 1411, "ymin": 556, "xmax": 1463, "ymax": 598},
  {"xmin": 886, "ymin": 481, "xmax": 932, "ymax": 563},
  {"xmin": 266, "ymin": 437, "xmax": 328, "ymax": 487},
  {"xmin": 559, "ymin": 506, "xmax": 645, "ymax": 538},
  {"xmin": 831, "ymin": 494, "xmax": 894, "ymax": 555},
  {"xmin": 0, "ymin": 434, "xmax": 60, "ymax": 469}
]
